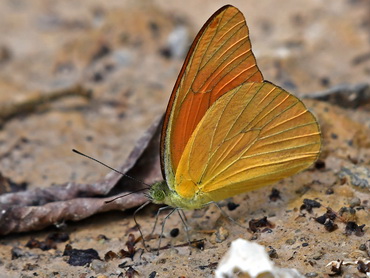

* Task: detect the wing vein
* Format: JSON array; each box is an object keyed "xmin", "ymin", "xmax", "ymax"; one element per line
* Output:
[
  {"xmin": 194, "ymin": 24, "xmax": 246, "ymax": 92},
  {"xmin": 205, "ymin": 154, "xmax": 317, "ymax": 187},
  {"xmin": 259, "ymin": 121, "xmax": 318, "ymax": 140},
  {"xmin": 241, "ymin": 141, "xmax": 321, "ymax": 159}
]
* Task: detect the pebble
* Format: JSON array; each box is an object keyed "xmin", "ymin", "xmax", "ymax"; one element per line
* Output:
[
  {"xmin": 305, "ymin": 272, "xmax": 318, "ymax": 277},
  {"xmin": 210, "ymin": 226, "xmax": 229, "ymax": 244},
  {"xmin": 312, "ymin": 252, "xmax": 323, "ymax": 260},
  {"xmin": 267, "ymin": 247, "xmax": 278, "ymax": 259},
  {"xmin": 11, "ymin": 247, "xmax": 29, "ymax": 259},
  {"xmin": 149, "ymin": 271, "xmax": 157, "ymax": 278},
  {"xmin": 366, "ymin": 240, "xmax": 370, "ymax": 257},
  {"xmin": 91, "ymin": 260, "xmax": 107, "ymax": 274},
  {"xmin": 285, "ymin": 238, "xmax": 296, "ymax": 245},
  {"xmin": 359, "ymin": 243, "xmax": 366, "ymax": 251},
  {"xmin": 170, "ymin": 228, "xmax": 180, "ymax": 237},
  {"xmin": 349, "ymin": 197, "xmax": 361, "ymax": 207}
]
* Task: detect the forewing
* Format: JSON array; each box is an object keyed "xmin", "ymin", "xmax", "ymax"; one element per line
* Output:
[
  {"xmin": 174, "ymin": 82, "xmax": 321, "ymax": 202},
  {"xmin": 161, "ymin": 5, "xmax": 263, "ymax": 182}
]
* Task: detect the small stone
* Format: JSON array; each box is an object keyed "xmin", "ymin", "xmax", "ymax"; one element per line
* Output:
[
  {"xmin": 90, "ymin": 259, "xmax": 107, "ymax": 274},
  {"xmin": 250, "ymin": 234, "xmax": 258, "ymax": 240},
  {"xmin": 365, "ymin": 240, "xmax": 370, "ymax": 257},
  {"xmin": 210, "ymin": 227, "xmax": 229, "ymax": 244},
  {"xmin": 170, "ymin": 228, "xmax": 179, "ymax": 237},
  {"xmin": 312, "ymin": 252, "xmax": 323, "ymax": 260},
  {"xmin": 227, "ymin": 202, "xmax": 239, "ymax": 211},
  {"xmin": 349, "ymin": 197, "xmax": 361, "ymax": 207},
  {"xmin": 11, "ymin": 247, "xmax": 29, "ymax": 259},
  {"xmin": 324, "ymin": 219, "xmax": 338, "ymax": 232},
  {"xmin": 269, "ymin": 188, "xmax": 281, "ymax": 201},
  {"xmin": 314, "ymin": 160, "xmax": 326, "ymax": 170},
  {"xmin": 267, "ymin": 247, "xmax": 278, "ymax": 259},
  {"xmin": 216, "ymin": 227, "xmax": 229, "ymax": 243},
  {"xmin": 96, "ymin": 234, "xmax": 109, "ymax": 243},
  {"xmin": 305, "ymin": 272, "xmax": 318, "ymax": 277},
  {"xmin": 300, "ymin": 199, "xmax": 321, "ymax": 213},
  {"xmin": 156, "ymin": 258, "xmax": 166, "ymax": 264},
  {"xmin": 285, "ymin": 238, "xmax": 296, "ymax": 245},
  {"xmin": 359, "ymin": 244, "xmax": 367, "ymax": 251},
  {"xmin": 149, "ymin": 271, "xmax": 157, "ymax": 278}
]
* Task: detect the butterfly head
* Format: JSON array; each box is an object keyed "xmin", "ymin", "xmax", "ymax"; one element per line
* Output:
[{"xmin": 148, "ymin": 181, "xmax": 170, "ymax": 205}]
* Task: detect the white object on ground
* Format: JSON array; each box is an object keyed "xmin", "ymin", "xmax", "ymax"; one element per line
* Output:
[{"xmin": 215, "ymin": 238, "xmax": 303, "ymax": 278}]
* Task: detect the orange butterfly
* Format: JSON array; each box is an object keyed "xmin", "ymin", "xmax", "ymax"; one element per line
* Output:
[{"xmin": 148, "ymin": 5, "xmax": 321, "ymax": 210}]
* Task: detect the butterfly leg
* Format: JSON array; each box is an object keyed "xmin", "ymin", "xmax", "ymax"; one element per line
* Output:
[
  {"xmin": 133, "ymin": 201, "xmax": 152, "ymax": 252},
  {"xmin": 150, "ymin": 205, "xmax": 172, "ymax": 235},
  {"xmin": 157, "ymin": 208, "xmax": 177, "ymax": 255},
  {"xmin": 179, "ymin": 208, "xmax": 188, "ymax": 223},
  {"xmin": 177, "ymin": 209, "xmax": 192, "ymax": 255},
  {"xmin": 213, "ymin": 202, "xmax": 247, "ymax": 229}
]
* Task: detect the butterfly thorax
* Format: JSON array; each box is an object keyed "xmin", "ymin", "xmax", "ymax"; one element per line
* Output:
[{"xmin": 149, "ymin": 181, "xmax": 211, "ymax": 210}]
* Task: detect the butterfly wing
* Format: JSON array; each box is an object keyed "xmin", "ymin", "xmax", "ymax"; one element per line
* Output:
[
  {"xmin": 161, "ymin": 5, "xmax": 263, "ymax": 184},
  {"xmin": 174, "ymin": 82, "xmax": 321, "ymax": 203}
]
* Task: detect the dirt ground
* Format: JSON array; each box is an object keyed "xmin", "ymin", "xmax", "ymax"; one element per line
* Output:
[{"xmin": 0, "ymin": 0, "xmax": 370, "ymax": 277}]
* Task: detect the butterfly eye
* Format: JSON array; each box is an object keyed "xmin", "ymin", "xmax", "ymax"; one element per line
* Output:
[
  {"xmin": 153, "ymin": 190, "xmax": 165, "ymax": 202},
  {"xmin": 149, "ymin": 181, "xmax": 168, "ymax": 203}
]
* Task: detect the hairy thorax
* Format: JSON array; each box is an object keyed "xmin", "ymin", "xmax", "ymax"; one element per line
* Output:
[{"xmin": 148, "ymin": 181, "xmax": 212, "ymax": 210}]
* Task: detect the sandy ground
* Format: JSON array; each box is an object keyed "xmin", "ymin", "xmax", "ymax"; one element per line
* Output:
[{"xmin": 0, "ymin": 0, "xmax": 370, "ymax": 277}]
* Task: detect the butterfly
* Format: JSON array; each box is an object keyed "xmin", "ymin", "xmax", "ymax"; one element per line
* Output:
[{"xmin": 147, "ymin": 5, "xmax": 321, "ymax": 211}]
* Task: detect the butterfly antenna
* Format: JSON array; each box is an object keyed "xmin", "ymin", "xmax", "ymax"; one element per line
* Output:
[
  {"xmin": 72, "ymin": 149, "xmax": 151, "ymax": 188},
  {"xmin": 105, "ymin": 190, "xmax": 148, "ymax": 203}
]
